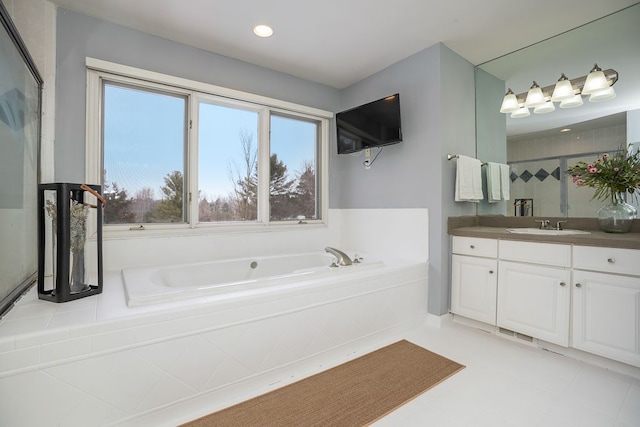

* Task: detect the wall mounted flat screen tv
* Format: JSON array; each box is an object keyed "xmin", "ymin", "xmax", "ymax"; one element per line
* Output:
[{"xmin": 336, "ymin": 94, "xmax": 402, "ymax": 154}]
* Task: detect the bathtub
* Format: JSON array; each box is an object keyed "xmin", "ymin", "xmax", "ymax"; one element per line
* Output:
[{"xmin": 122, "ymin": 251, "xmax": 385, "ymax": 307}]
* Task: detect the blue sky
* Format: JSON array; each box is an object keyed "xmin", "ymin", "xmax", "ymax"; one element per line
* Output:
[{"xmin": 103, "ymin": 84, "xmax": 315, "ymax": 201}]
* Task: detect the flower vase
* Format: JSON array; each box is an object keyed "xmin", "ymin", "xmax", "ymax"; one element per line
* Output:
[{"xmin": 597, "ymin": 193, "xmax": 637, "ymax": 233}]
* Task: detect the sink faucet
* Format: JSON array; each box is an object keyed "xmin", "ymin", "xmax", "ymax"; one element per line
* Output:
[
  {"xmin": 325, "ymin": 247, "xmax": 353, "ymax": 266},
  {"xmin": 535, "ymin": 219, "xmax": 550, "ymax": 230},
  {"xmin": 555, "ymin": 220, "xmax": 568, "ymax": 231}
]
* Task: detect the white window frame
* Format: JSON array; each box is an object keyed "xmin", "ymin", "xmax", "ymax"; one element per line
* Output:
[{"xmin": 85, "ymin": 58, "xmax": 330, "ymax": 237}]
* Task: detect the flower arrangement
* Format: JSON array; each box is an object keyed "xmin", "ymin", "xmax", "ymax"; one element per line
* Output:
[
  {"xmin": 567, "ymin": 147, "xmax": 640, "ymax": 202},
  {"xmin": 45, "ymin": 199, "xmax": 89, "ymax": 252},
  {"xmin": 45, "ymin": 199, "xmax": 89, "ymax": 292}
]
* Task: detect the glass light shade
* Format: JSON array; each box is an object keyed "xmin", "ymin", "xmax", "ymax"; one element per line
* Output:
[
  {"xmin": 524, "ymin": 82, "xmax": 545, "ymax": 108},
  {"xmin": 589, "ymin": 86, "xmax": 616, "ymax": 102},
  {"xmin": 534, "ymin": 100, "xmax": 555, "ymax": 114},
  {"xmin": 559, "ymin": 93, "xmax": 584, "ymax": 108},
  {"xmin": 499, "ymin": 89, "xmax": 519, "ymax": 113},
  {"xmin": 510, "ymin": 106, "xmax": 530, "ymax": 118},
  {"xmin": 581, "ymin": 64, "xmax": 608, "ymax": 95},
  {"xmin": 551, "ymin": 76, "xmax": 575, "ymax": 102}
]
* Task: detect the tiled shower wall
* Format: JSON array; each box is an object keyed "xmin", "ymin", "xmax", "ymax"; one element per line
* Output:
[{"xmin": 507, "ymin": 124, "xmax": 626, "ymax": 217}]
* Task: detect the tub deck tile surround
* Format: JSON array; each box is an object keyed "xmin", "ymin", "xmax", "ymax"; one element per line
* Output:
[
  {"xmin": 0, "ymin": 261, "xmax": 428, "ymax": 426},
  {"xmin": 448, "ymin": 215, "xmax": 640, "ymax": 249}
]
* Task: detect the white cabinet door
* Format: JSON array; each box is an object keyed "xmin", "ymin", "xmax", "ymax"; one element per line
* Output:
[
  {"xmin": 451, "ymin": 254, "xmax": 497, "ymax": 324},
  {"xmin": 497, "ymin": 260, "xmax": 570, "ymax": 346},
  {"xmin": 573, "ymin": 270, "xmax": 640, "ymax": 367}
]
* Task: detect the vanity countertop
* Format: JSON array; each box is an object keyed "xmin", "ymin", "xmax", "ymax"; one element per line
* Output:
[{"xmin": 449, "ymin": 216, "xmax": 640, "ymax": 250}]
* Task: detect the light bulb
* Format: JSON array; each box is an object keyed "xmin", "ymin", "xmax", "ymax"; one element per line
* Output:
[
  {"xmin": 581, "ymin": 64, "xmax": 608, "ymax": 95},
  {"xmin": 534, "ymin": 100, "xmax": 555, "ymax": 114},
  {"xmin": 524, "ymin": 81, "xmax": 546, "ymax": 108},
  {"xmin": 500, "ymin": 89, "xmax": 519, "ymax": 113},
  {"xmin": 551, "ymin": 74, "xmax": 575, "ymax": 102},
  {"xmin": 589, "ymin": 86, "xmax": 616, "ymax": 102},
  {"xmin": 559, "ymin": 93, "xmax": 584, "ymax": 108},
  {"xmin": 253, "ymin": 24, "xmax": 274, "ymax": 37},
  {"xmin": 510, "ymin": 106, "xmax": 530, "ymax": 118}
]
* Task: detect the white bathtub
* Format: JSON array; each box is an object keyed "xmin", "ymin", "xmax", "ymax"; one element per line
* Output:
[{"xmin": 122, "ymin": 252, "xmax": 385, "ymax": 306}]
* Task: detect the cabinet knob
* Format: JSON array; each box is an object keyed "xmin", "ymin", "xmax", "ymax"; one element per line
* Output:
[
  {"xmin": 575, "ymin": 283, "xmax": 582, "ymax": 288},
  {"xmin": 560, "ymin": 282, "xmax": 566, "ymax": 287},
  {"xmin": 470, "ymin": 245, "xmax": 475, "ymax": 249},
  {"xmin": 607, "ymin": 258, "xmax": 615, "ymax": 264},
  {"xmin": 489, "ymin": 270, "xmax": 494, "ymax": 274}
]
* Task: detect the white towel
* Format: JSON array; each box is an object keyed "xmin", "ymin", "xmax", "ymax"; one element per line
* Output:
[
  {"xmin": 486, "ymin": 162, "xmax": 502, "ymax": 203},
  {"xmin": 455, "ymin": 155, "xmax": 484, "ymax": 202},
  {"xmin": 499, "ymin": 163, "xmax": 510, "ymax": 200}
]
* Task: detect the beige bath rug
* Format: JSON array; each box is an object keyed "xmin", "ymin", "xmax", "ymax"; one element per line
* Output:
[{"xmin": 180, "ymin": 339, "xmax": 464, "ymax": 426}]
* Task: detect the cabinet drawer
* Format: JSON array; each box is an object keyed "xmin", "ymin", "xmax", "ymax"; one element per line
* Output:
[
  {"xmin": 452, "ymin": 236, "xmax": 497, "ymax": 258},
  {"xmin": 499, "ymin": 240, "xmax": 571, "ymax": 267},
  {"xmin": 573, "ymin": 246, "xmax": 640, "ymax": 276}
]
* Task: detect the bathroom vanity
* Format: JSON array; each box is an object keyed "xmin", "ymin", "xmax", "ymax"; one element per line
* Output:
[{"xmin": 449, "ymin": 216, "xmax": 640, "ymax": 368}]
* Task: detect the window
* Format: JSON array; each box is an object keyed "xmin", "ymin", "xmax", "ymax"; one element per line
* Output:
[
  {"xmin": 103, "ymin": 83, "xmax": 188, "ymax": 224},
  {"xmin": 86, "ymin": 59, "xmax": 330, "ymax": 233},
  {"xmin": 269, "ymin": 114, "xmax": 319, "ymax": 221},
  {"xmin": 197, "ymin": 101, "xmax": 260, "ymax": 222}
]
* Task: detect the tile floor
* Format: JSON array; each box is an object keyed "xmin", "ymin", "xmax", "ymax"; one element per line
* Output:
[
  {"xmin": 372, "ymin": 320, "xmax": 640, "ymax": 427},
  {"xmin": 163, "ymin": 318, "xmax": 640, "ymax": 427}
]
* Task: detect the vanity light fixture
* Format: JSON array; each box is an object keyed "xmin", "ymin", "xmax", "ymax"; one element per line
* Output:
[
  {"xmin": 581, "ymin": 64, "xmax": 608, "ymax": 95},
  {"xmin": 499, "ymin": 64, "xmax": 618, "ymax": 116},
  {"xmin": 550, "ymin": 73, "xmax": 575, "ymax": 102},
  {"xmin": 510, "ymin": 105, "xmax": 530, "ymax": 118},
  {"xmin": 589, "ymin": 85, "xmax": 616, "ymax": 102},
  {"xmin": 533, "ymin": 99, "xmax": 555, "ymax": 114},
  {"xmin": 499, "ymin": 88, "xmax": 520, "ymax": 113},
  {"xmin": 559, "ymin": 93, "xmax": 584, "ymax": 108},
  {"xmin": 253, "ymin": 24, "xmax": 274, "ymax": 38},
  {"xmin": 524, "ymin": 81, "xmax": 546, "ymax": 108}
]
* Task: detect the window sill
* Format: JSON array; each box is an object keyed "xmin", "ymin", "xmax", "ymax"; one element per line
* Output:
[{"xmin": 96, "ymin": 220, "xmax": 328, "ymax": 240}]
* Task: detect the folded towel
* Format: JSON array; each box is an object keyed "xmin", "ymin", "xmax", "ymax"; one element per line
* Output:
[
  {"xmin": 499, "ymin": 163, "xmax": 510, "ymax": 200},
  {"xmin": 486, "ymin": 162, "xmax": 501, "ymax": 203},
  {"xmin": 455, "ymin": 155, "xmax": 484, "ymax": 202}
]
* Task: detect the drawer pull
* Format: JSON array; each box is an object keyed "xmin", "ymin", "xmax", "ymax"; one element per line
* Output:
[
  {"xmin": 607, "ymin": 258, "xmax": 615, "ymax": 264},
  {"xmin": 560, "ymin": 282, "xmax": 566, "ymax": 287},
  {"xmin": 575, "ymin": 283, "xmax": 582, "ymax": 288}
]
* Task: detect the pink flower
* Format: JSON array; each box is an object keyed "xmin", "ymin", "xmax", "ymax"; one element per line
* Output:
[
  {"xmin": 576, "ymin": 179, "xmax": 584, "ymax": 186},
  {"xmin": 588, "ymin": 167, "xmax": 599, "ymax": 173}
]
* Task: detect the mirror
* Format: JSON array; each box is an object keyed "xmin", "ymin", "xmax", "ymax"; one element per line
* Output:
[{"xmin": 475, "ymin": 4, "xmax": 640, "ymax": 218}]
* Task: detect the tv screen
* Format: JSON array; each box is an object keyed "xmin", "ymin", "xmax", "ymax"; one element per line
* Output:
[{"xmin": 336, "ymin": 94, "xmax": 402, "ymax": 154}]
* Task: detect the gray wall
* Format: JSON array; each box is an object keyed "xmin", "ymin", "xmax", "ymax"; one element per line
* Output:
[
  {"xmin": 55, "ymin": 8, "xmax": 342, "ymax": 204},
  {"xmin": 475, "ymin": 67, "xmax": 508, "ymax": 215},
  {"xmin": 339, "ymin": 43, "xmax": 476, "ymax": 315},
  {"xmin": 56, "ymin": 9, "xmax": 477, "ymax": 316}
]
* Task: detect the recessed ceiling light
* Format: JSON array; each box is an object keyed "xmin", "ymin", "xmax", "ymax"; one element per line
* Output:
[
  {"xmin": 560, "ymin": 128, "xmax": 572, "ymax": 133},
  {"xmin": 253, "ymin": 25, "xmax": 273, "ymax": 38}
]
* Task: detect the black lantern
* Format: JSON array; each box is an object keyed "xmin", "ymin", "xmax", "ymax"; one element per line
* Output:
[{"xmin": 37, "ymin": 183, "xmax": 104, "ymax": 302}]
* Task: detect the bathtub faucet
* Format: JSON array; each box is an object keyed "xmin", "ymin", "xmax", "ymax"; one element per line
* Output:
[{"xmin": 325, "ymin": 247, "xmax": 353, "ymax": 266}]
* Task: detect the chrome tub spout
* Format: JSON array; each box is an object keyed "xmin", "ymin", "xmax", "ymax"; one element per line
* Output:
[{"xmin": 324, "ymin": 247, "xmax": 353, "ymax": 266}]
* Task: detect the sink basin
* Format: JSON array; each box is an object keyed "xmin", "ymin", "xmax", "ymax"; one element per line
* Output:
[{"xmin": 506, "ymin": 228, "xmax": 591, "ymax": 236}]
